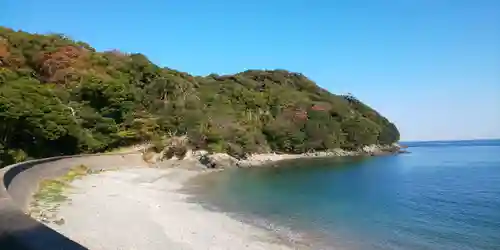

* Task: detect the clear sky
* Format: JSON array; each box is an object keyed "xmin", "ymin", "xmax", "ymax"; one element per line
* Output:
[{"xmin": 2, "ymin": 0, "xmax": 499, "ymax": 141}]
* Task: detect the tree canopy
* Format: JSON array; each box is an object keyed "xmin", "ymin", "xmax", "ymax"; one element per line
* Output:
[{"xmin": 0, "ymin": 27, "xmax": 399, "ymax": 166}]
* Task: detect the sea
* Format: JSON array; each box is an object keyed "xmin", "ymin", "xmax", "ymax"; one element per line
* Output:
[{"xmin": 190, "ymin": 139, "xmax": 500, "ymax": 250}]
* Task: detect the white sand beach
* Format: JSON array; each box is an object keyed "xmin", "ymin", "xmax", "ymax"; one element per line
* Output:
[{"xmin": 37, "ymin": 167, "xmax": 305, "ymax": 250}]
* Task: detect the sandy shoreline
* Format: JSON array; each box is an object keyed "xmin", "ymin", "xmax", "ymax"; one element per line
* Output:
[
  {"xmin": 30, "ymin": 165, "xmax": 313, "ymax": 250},
  {"xmin": 26, "ymin": 145, "xmax": 404, "ymax": 249}
]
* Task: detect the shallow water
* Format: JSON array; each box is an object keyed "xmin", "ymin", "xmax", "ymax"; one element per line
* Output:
[{"xmin": 192, "ymin": 140, "xmax": 500, "ymax": 249}]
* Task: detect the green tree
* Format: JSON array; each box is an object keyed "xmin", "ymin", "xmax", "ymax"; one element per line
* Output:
[{"xmin": 0, "ymin": 26, "xmax": 400, "ymax": 166}]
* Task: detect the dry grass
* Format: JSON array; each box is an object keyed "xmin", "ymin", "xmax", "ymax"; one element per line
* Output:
[
  {"xmin": 28, "ymin": 164, "xmax": 106, "ymax": 224},
  {"xmin": 33, "ymin": 165, "xmax": 92, "ymax": 203},
  {"xmin": 140, "ymin": 135, "xmax": 190, "ymax": 164}
]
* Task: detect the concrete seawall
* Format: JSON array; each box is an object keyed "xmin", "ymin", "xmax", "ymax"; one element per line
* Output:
[{"xmin": 0, "ymin": 153, "xmax": 145, "ymax": 250}]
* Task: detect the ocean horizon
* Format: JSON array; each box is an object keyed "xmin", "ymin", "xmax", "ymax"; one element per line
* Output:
[
  {"xmin": 402, "ymin": 139, "xmax": 500, "ymax": 146},
  {"xmin": 191, "ymin": 139, "xmax": 500, "ymax": 249}
]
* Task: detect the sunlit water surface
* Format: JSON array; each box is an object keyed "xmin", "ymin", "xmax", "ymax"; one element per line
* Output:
[{"xmin": 190, "ymin": 140, "xmax": 500, "ymax": 249}]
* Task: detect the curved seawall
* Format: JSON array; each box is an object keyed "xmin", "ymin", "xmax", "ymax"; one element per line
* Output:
[{"xmin": 0, "ymin": 153, "xmax": 145, "ymax": 250}]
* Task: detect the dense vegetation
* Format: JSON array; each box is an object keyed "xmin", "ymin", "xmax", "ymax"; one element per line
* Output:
[{"xmin": 0, "ymin": 27, "xmax": 399, "ymax": 167}]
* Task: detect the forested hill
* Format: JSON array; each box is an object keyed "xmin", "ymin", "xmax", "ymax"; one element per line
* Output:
[{"xmin": 0, "ymin": 26, "xmax": 399, "ymax": 166}]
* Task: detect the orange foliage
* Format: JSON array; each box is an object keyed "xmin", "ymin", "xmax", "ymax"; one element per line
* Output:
[
  {"xmin": 295, "ymin": 111, "xmax": 308, "ymax": 120},
  {"xmin": 311, "ymin": 105, "xmax": 326, "ymax": 111},
  {"xmin": 0, "ymin": 42, "xmax": 9, "ymax": 58},
  {"xmin": 37, "ymin": 45, "xmax": 89, "ymax": 83},
  {"xmin": 0, "ymin": 39, "xmax": 10, "ymax": 66},
  {"xmin": 282, "ymin": 107, "xmax": 308, "ymax": 121},
  {"xmin": 0, "ymin": 40, "xmax": 26, "ymax": 68}
]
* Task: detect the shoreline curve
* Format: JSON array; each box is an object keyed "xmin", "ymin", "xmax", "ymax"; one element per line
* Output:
[
  {"xmin": 1, "ymin": 147, "xmax": 403, "ymax": 249},
  {"xmin": 0, "ymin": 153, "xmax": 146, "ymax": 250}
]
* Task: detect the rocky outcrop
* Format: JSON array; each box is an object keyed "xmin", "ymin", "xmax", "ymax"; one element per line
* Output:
[
  {"xmin": 360, "ymin": 143, "xmax": 404, "ymax": 155},
  {"xmin": 189, "ymin": 144, "xmax": 404, "ymax": 169},
  {"xmin": 198, "ymin": 153, "xmax": 238, "ymax": 169},
  {"xmin": 141, "ymin": 143, "xmax": 405, "ymax": 169}
]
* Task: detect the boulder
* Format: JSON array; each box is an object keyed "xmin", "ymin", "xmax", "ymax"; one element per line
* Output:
[{"xmin": 197, "ymin": 152, "xmax": 238, "ymax": 169}]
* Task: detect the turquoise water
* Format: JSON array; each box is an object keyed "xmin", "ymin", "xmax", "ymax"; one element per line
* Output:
[{"xmin": 194, "ymin": 140, "xmax": 500, "ymax": 249}]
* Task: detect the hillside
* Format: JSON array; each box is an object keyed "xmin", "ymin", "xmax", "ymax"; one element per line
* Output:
[{"xmin": 0, "ymin": 26, "xmax": 399, "ymax": 166}]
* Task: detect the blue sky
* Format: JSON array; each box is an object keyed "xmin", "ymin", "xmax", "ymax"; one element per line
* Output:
[{"xmin": 2, "ymin": 0, "xmax": 499, "ymax": 141}]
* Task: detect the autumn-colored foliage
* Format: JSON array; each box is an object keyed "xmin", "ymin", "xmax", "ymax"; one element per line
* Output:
[
  {"xmin": 0, "ymin": 39, "xmax": 10, "ymax": 65},
  {"xmin": 0, "ymin": 26, "xmax": 400, "ymax": 167},
  {"xmin": 311, "ymin": 105, "xmax": 326, "ymax": 111},
  {"xmin": 35, "ymin": 45, "xmax": 89, "ymax": 83}
]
